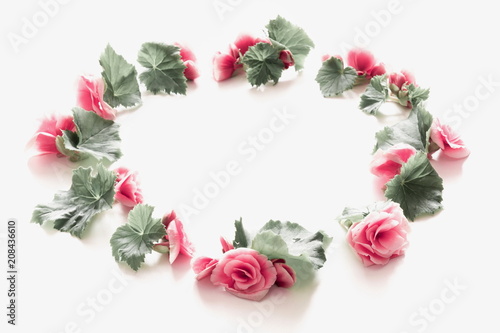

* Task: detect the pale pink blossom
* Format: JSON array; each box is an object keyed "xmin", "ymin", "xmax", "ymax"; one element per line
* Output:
[
  {"xmin": 212, "ymin": 52, "xmax": 238, "ymax": 82},
  {"xmin": 114, "ymin": 167, "xmax": 144, "ymax": 207},
  {"xmin": 192, "ymin": 256, "xmax": 219, "ymax": 280},
  {"xmin": 389, "ymin": 70, "xmax": 416, "ymax": 90},
  {"xmin": 370, "ymin": 143, "xmax": 417, "ymax": 186},
  {"xmin": 271, "ymin": 259, "xmax": 296, "ymax": 288},
  {"xmin": 31, "ymin": 114, "xmax": 76, "ymax": 156},
  {"xmin": 76, "ymin": 74, "xmax": 116, "ymax": 120},
  {"xmin": 430, "ymin": 119, "xmax": 470, "ymax": 159},
  {"xmin": 347, "ymin": 201, "xmax": 410, "ymax": 266},
  {"xmin": 210, "ymin": 248, "xmax": 277, "ymax": 301},
  {"xmin": 347, "ymin": 49, "xmax": 386, "ymax": 78},
  {"xmin": 175, "ymin": 43, "xmax": 200, "ymax": 81},
  {"xmin": 155, "ymin": 211, "xmax": 195, "ymax": 264}
]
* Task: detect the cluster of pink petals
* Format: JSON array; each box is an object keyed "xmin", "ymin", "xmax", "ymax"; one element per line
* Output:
[
  {"xmin": 31, "ymin": 114, "xmax": 76, "ymax": 156},
  {"xmin": 213, "ymin": 34, "xmax": 270, "ymax": 82},
  {"xmin": 192, "ymin": 238, "xmax": 296, "ymax": 301},
  {"xmin": 346, "ymin": 49, "xmax": 386, "ymax": 78},
  {"xmin": 347, "ymin": 201, "xmax": 410, "ymax": 266},
  {"xmin": 113, "ymin": 167, "xmax": 144, "ymax": 208},
  {"xmin": 76, "ymin": 74, "xmax": 116, "ymax": 120},
  {"xmin": 389, "ymin": 70, "xmax": 416, "ymax": 90},
  {"xmin": 370, "ymin": 143, "xmax": 417, "ymax": 186},
  {"xmin": 429, "ymin": 119, "xmax": 470, "ymax": 159},
  {"xmin": 154, "ymin": 211, "xmax": 195, "ymax": 264},
  {"xmin": 175, "ymin": 43, "xmax": 200, "ymax": 81}
]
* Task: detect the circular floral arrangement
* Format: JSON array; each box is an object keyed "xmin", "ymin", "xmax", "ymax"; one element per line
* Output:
[{"xmin": 29, "ymin": 16, "xmax": 469, "ymax": 302}]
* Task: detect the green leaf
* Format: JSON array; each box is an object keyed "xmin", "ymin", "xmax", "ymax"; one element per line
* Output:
[
  {"xmin": 266, "ymin": 15, "xmax": 315, "ymax": 71},
  {"xmin": 374, "ymin": 103, "xmax": 434, "ymax": 152},
  {"xmin": 241, "ymin": 42, "xmax": 284, "ymax": 87},
  {"xmin": 137, "ymin": 42, "xmax": 187, "ymax": 95},
  {"xmin": 315, "ymin": 57, "xmax": 358, "ymax": 97},
  {"xmin": 408, "ymin": 84, "xmax": 430, "ymax": 106},
  {"xmin": 110, "ymin": 204, "xmax": 166, "ymax": 271},
  {"xmin": 56, "ymin": 107, "xmax": 122, "ymax": 162},
  {"xmin": 257, "ymin": 220, "xmax": 332, "ymax": 269},
  {"xmin": 232, "ymin": 218, "xmax": 252, "ymax": 248},
  {"xmin": 100, "ymin": 44, "xmax": 142, "ymax": 108},
  {"xmin": 385, "ymin": 152, "xmax": 443, "ymax": 221},
  {"xmin": 31, "ymin": 164, "xmax": 116, "ymax": 238},
  {"xmin": 359, "ymin": 74, "xmax": 389, "ymax": 115},
  {"xmin": 251, "ymin": 231, "xmax": 315, "ymax": 284}
]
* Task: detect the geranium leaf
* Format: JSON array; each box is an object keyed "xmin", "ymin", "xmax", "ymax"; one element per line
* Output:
[
  {"xmin": 359, "ymin": 74, "xmax": 389, "ymax": 115},
  {"xmin": 315, "ymin": 57, "xmax": 358, "ymax": 97},
  {"xmin": 110, "ymin": 204, "xmax": 166, "ymax": 271},
  {"xmin": 241, "ymin": 42, "xmax": 284, "ymax": 87},
  {"xmin": 31, "ymin": 164, "xmax": 116, "ymax": 238}
]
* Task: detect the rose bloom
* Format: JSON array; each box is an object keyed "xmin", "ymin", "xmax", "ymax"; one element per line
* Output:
[
  {"xmin": 154, "ymin": 211, "xmax": 195, "ymax": 264},
  {"xmin": 370, "ymin": 143, "xmax": 417, "ymax": 186},
  {"xmin": 76, "ymin": 74, "xmax": 116, "ymax": 120},
  {"xmin": 210, "ymin": 248, "xmax": 277, "ymax": 301},
  {"xmin": 192, "ymin": 256, "xmax": 219, "ymax": 280},
  {"xmin": 347, "ymin": 201, "xmax": 410, "ymax": 266},
  {"xmin": 429, "ymin": 118, "xmax": 470, "ymax": 159},
  {"xmin": 31, "ymin": 114, "xmax": 76, "ymax": 156},
  {"xmin": 347, "ymin": 48, "xmax": 386, "ymax": 78},
  {"xmin": 114, "ymin": 167, "xmax": 144, "ymax": 208}
]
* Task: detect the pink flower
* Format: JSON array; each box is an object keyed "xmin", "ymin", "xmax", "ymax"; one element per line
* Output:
[
  {"xmin": 271, "ymin": 259, "xmax": 296, "ymax": 288},
  {"xmin": 389, "ymin": 70, "xmax": 416, "ymax": 90},
  {"xmin": 370, "ymin": 143, "xmax": 417, "ymax": 186},
  {"xmin": 114, "ymin": 167, "xmax": 144, "ymax": 207},
  {"xmin": 429, "ymin": 119, "xmax": 470, "ymax": 159},
  {"xmin": 155, "ymin": 211, "xmax": 195, "ymax": 263},
  {"xmin": 210, "ymin": 248, "xmax": 277, "ymax": 301},
  {"xmin": 76, "ymin": 75, "xmax": 116, "ymax": 120},
  {"xmin": 279, "ymin": 50, "xmax": 295, "ymax": 69},
  {"xmin": 31, "ymin": 114, "xmax": 76, "ymax": 156},
  {"xmin": 192, "ymin": 256, "xmax": 219, "ymax": 280},
  {"xmin": 175, "ymin": 43, "xmax": 200, "ymax": 81},
  {"xmin": 229, "ymin": 34, "xmax": 269, "ymax": 59},
  {"xmin": 347, "ymin": 49, "xmax": 385, "ymax": 78},
  {"xmin": 213, "ymin": 52, "xmax": 238, "ymax": 82},
  {"xmin": 347, "ymin": 201, "xmax": 410, "ymax": 266},
  {"xmin": 220, "ymin": 237, "xmax": 234, "ymax": 253},
  {"xmin": 322, "ymin": 54, "xmax": 343, "ymax": 62}
]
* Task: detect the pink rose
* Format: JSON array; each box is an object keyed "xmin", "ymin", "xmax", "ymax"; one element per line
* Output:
[
  {"xmin": 175, "ymin": 43, "xmax": 200, "ymax": 81},
  {"xmin": 114, "ymin": 167, "xmax": 144, "ymax": 207},
  {"xmin": 31, "ymin": 114, "xmax": 76, "ymax": 156},
  {"xmin": 370, "ymin": 143, "xmax": 417, "ymax": 186},
  {"xmin": 76, "ymin": 74, "xmax": 116, "ymax": 120},
  {"xmin": 347, "ymin": 49, "xmax": 385, "ymax": 78},
  {"xmin": 347, "ymin": 201, "xmax": 410, "ymax": 266},
  {"xmin": 210, "ymin": 248, "xmax": 277, "ymax": 301},
  {"xmin": 279, "ymin": 50, "xmax": 295, "ymax": 69},
  {"xmin": 192, "ymin": 256, "xmax": 219, "ymax": 280},
  {"xmin": 389, "ymin": 70, "xmax": 416, "ymax": 90},
  {"xmin": 271, "ymin": 259, "xmax": 296, "ymax": 288},
  {"xmin": 155, "ymin": 211, "xmax": 195, "ymax": 264},
  {"xmin": 429, "ymin": 118, "xmax": 470, "ymax": 159}
]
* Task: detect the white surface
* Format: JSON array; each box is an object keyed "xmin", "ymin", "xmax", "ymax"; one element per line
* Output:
[{"xmin": 1, "ymin": 1, "xmax": 499, "ymax": 332}]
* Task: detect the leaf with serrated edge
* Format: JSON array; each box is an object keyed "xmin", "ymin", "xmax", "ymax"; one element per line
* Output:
[
  {"xmin": 374, "ymin": 103, "xmax": 433, "ymax": 152},
  {"xmin": 266, "ymin": 15, "xmax": 315, "ymax": 71},
  {"xmin": 31, "ymin": 164, "xmax": 116, "ymax": 238},
  {"xmin": 137, "ymin": 42, "xmax": 187, "ymax": 95},
  {"xmin": 359, "ymin": 74, "xmax": 389, "ymax": 114},
  {"xmin": 57, "ymin": 107, "xmax": 122, "ymax": 162},
  {"xmin": 110, "ymin": 204, "xmax": 166, "ymax": 271},
  {"xmin": 385, "ymin": 152, "xmax": 443, "ymax": 221},
  {"xmin": 257, "ymin": 220, "xmax": 331, "ymax": 269},
  {"xmin": 408, "ymin": 84, "xmax": 430, "ymax": 106},
  {"xmin": 100, "ymin": 44, "xmax": 141, "ymax": 108},
  {"xmin": 315, "ymin": 57, "xmax": 358, "ymax": 97},
  {"xmin": 242, "ymin": 42, "xmax": 284, "ymax": 87},
  {"xmin": 233, "ymin": 218, "xmax": 252, "ymax": 248}
]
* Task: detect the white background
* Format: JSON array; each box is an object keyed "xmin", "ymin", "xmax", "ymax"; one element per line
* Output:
[{"xmin": 1, "ymin": 0, "xmax": 499, "ymax": 332}]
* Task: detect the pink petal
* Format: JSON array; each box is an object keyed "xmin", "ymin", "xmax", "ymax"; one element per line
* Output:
[
  {"xmin": 183, "ymin": 60, "xmax": 200, "ymax": 80},
  {"xmin": 347, "ymin": 49, "xmax": 376, "ymax": 74},
  {"xmin": 212, "ymin": 52, "xmax": 237, "ymax": 82}
]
